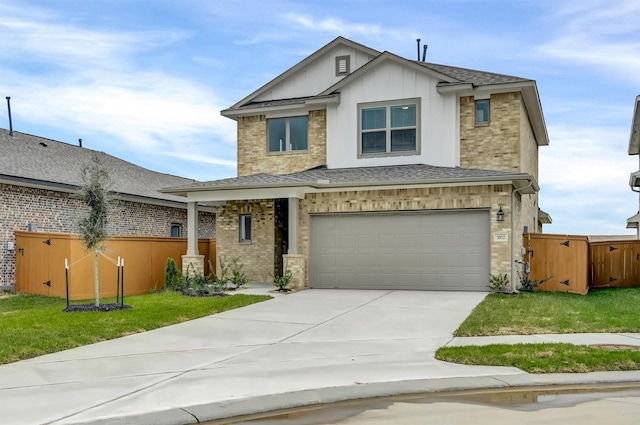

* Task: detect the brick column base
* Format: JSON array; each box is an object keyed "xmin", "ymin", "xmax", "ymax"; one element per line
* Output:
[
  {"xmin": 182, "ymin": 255, "xmax": 205, "ymax": 277},
  {"xmin": 283, "ymin": 254, "xmax": 306, "ymax": 290}
]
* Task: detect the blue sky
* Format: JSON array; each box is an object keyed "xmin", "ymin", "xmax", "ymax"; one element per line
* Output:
[{"xmin": 1, "ymin": 0, "xmax": 639, "ymax": 235}]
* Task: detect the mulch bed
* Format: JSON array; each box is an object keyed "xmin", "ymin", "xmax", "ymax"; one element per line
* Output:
[{"xmin": 64, "ymin": 303, "xmax": 131, "ymax": 312}]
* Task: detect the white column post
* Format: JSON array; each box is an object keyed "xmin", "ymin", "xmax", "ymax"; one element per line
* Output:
[
  {"xmin": 288, "ymin": 197, "xmax": 299, "ymax": 254},
  {"xmin": 187, "ymin": 201, "xmax": 199, "ymax": 255}
]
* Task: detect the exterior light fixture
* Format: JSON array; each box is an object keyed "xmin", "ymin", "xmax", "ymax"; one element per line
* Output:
[{"xmin": 496, "ymin": 205, "xmax": 505, "ymax": 222}]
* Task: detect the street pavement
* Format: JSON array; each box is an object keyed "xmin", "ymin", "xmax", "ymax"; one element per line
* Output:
[{"xmin": 1, "ymin": 285, "xmax": 640, "ymax": 425}]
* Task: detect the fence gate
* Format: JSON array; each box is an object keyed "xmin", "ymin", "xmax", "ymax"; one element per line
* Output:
[
  {"xmin": 590, "ymin": 241, "xmax": 640, "ymax": 288},
  {"xmin": 523, "ymin": 233, "xmax": 589, "ymax": 295}
]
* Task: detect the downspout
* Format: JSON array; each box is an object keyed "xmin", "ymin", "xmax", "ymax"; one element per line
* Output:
[{"xmin": 511, "ymin": 179, "xmax": 534, "ymax": 292}]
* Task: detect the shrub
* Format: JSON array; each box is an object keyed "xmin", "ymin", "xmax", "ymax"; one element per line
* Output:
[
  {"xmin": 271, "ymin": 269, "xmax": 293, "ymax": 292},
  {"xmin": 230, "ymin": 256, "xmax": 251, "ymax": 289},
  {"xmin": 517, "ymin": 270, "xmax": 551, "ymax": 292},
  {"xmin": 489, "ymin": 273, "xmax": 511, "ymax": 293},
  {"xmin": 164, "ymin": 258, "xmax": 181, "ymax": 291}
]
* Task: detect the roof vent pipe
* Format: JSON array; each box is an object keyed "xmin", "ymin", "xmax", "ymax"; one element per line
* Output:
[
  {"xmin": 6, "ymin": 96, "xmax": 13, "ymax": 136},
  {"xmin": 422, "ymin": 44, "xmax": 428, "ymax": 62},
  {"xmin": 416, "ymin": 39, "xmax": 421, "ymax": 61},
  {"xmin": 78, "ymin": 138, "xmax": 82, "ymax": 147}
]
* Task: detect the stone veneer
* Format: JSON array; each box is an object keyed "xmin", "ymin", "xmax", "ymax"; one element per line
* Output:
[
  {"xmin": 236, "ymin": 110, "xmax": 327, "ymax": 177},
  {"xmin": 0, "ymin": 183, "xmax": 215, "ymax": 287}
]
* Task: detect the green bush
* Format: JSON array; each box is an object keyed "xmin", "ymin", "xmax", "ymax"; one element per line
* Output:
[
  {"xmin": 271, "ymin": 269, "xmax": 293, "ymax": 292},
  {"xmin": 517, "ymin": 270, "xmax": 550, "ymax": 292},
  {"xmin": 164, "ymin": 258, "xmax": 181, "ymax": 291},
  {"xmin": 488, "ymin": 273, "xmax": 510, "ymax": 293}
]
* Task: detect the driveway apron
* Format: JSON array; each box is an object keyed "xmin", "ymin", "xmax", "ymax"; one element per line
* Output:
[{"xmin": 0, "ymin": 289, "xmax": 518, "ymax": 425}]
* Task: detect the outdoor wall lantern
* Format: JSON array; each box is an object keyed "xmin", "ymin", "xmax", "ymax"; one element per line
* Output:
[{"xmin": 496, "ymin": 205, "xmax": 505, "ymax": 222}]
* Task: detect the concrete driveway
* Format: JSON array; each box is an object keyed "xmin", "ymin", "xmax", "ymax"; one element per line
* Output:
[{"xmin": 0, "ymin": 288, "xmax": 524, "ymax": 424}]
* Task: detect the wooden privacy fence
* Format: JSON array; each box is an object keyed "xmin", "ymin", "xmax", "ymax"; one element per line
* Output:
[
  {"xmin": 524, "ymin": 233, "xmax": 640, "ymax": 294},
  {"xmin": 15, "ymin": 231, "xmax": 216, "ymax": 300}
]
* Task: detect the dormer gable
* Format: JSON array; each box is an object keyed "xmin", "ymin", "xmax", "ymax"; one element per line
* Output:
[{"xmin": 222, "ymin": 37, "xmax": 379, "ymax": 118}]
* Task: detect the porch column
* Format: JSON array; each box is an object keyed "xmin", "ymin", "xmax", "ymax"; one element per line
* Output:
[
  {"xmin": 186, "ymin": 201, "xmax": 199, "ymax": 255},
  {"xmin": 288, "ymin": 197, "xmax": 299, "ymax": 254},
  {"xmin": 182, "ymin": 201, "xmax": 204, "ymax": 277}
]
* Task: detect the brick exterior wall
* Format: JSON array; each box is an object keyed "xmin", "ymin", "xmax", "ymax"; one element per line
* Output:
[
  {"xmin": 0, "ymin": 183, "xmax": 215, "ymax": 287},
  {"xmin": 216, "ymin": 185, "xmax": 514, "ymax": 287},
  {"xmin": 215, "ymin": 199, "xmax": 275, "ymax": 283},
  {"xmin": 236, "ymin": 110, "xmax": 327, "ymax": 177}
]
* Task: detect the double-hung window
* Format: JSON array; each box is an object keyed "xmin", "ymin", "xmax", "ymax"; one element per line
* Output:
[
  {"xmin": 268, "ymin": 116, "xmax": 308, "ymax": 152},
  {"xmin": 359, "ymin": 99, "xmax": 419, "ymax": 156}
]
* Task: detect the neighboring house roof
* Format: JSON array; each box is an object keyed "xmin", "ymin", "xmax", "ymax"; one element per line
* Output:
[
  {"xmin": 162, "ymin": 163, "xmax": 538, "ymax": 201},
  {"xmin": 0, "ymin": 128, "xmax": 196, "ymax": 207},
  {"xmin": 538, "ymin": 208, "xmax": 552, "ymax": 224}
]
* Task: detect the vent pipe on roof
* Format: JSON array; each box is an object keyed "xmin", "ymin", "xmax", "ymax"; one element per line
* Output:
[
  {"xmin": 416, "ymin": 39, "xmax": 421, "ymax": 61},
  {"xmin": 422, "ymin": 44, "xmax": 428, "ymax": 62},
  {"xmin": 6, "ymin": 96, "xmax": 14, "ymax": 136},
  {"xmin": 78, "ymin": 138, "xmax": 82, "ymax": 148}
]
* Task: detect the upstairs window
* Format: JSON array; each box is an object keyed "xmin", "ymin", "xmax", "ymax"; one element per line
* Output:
[
  {"xmin": 268, "ymin": 116, "xmax": 308, "ymax": 152},
  {"xmin": 170, "ymin": 223, "xmax": 181, "ymax": 237},
  {"xmin": 359, "ymin": 99, "xmax": 419, "ymax": 156},
  {"xmin": 475, "ymin": 99, "xmax": 490, "ymax": 124}
]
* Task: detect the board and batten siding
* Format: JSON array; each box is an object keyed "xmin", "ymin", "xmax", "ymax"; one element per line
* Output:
[
  {"xmin": 326, "ymin": 59, "xmax": 459, "ymax": 169},
  {"xmin": 253, "ymin": 46, "xmax": 375, "ymax": 102}
]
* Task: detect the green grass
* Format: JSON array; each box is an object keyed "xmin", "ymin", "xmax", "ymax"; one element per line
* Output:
[
  {"xmin": 455, "ymin": 288, "xmax": 640, "ymax": 336},
  {"xmin": 0, "ymin": 292, "xmax": 271, "ymax": 365},
  {"xmin": 438, "ymin": 287, "xmax": 640, "ymax": 373},
  {"xmin": 436, "ymin": 343, "xmax": 640, "ymax": 373}
]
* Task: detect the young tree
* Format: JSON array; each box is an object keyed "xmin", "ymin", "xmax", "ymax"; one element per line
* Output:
[{"xmin": 78, "ymin": 153, "xmax": 113, "ymax": 307}]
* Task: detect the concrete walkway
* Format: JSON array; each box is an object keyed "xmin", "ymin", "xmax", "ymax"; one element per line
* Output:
[{"xmin": 1, "ymin": 286, "xmax": 640, "ymax": 425}]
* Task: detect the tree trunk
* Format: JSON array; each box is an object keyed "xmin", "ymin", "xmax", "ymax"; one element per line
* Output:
[{"xmin": 94, "ymin": 250, "xmax": 100, "ymax": 307}]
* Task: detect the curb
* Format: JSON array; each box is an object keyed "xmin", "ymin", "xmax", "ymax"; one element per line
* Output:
[{"xmin": 62, "ymin": 371, "xmax": 640, "ymax": 424}]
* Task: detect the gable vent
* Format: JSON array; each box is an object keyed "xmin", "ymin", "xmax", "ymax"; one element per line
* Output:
[{"xmin": 335, "ymin": 55, "xmax": 350, "ymax": 76}]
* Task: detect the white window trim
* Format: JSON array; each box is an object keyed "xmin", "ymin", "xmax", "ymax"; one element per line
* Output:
[{"xmin": 357, "ymin": 98, "xmax": 421, "ymax": 158}]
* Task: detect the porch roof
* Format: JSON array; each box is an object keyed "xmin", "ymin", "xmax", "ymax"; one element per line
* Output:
[{"xmin": 161, "ymin": 163, "xmax": 539, "ymax": 203}]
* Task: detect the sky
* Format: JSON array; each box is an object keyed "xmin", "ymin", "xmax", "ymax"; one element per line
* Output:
[{"xmin": 1, "ymin": 0, "xmax": 639, "ymax": 236}]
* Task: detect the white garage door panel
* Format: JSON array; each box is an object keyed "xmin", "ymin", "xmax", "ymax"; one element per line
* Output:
[{"xmin": 310, "ymin": 210, "xmax": 490, "ymax": 291}]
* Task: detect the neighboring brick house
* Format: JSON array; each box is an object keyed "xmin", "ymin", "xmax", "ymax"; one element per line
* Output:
[
  {"xmin": 0, "ymin": 129, "xmax": 215, "ymax": 289},
  {"xmin": 163, "ymin": 37, "xmax": 551, "ymax": 291}
]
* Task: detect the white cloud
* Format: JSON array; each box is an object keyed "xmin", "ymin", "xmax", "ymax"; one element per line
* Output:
[
  {"xmin": 536, "ymin": 0, "xmax": 640, "ymax": 84},
  {"xmin": 0, "ymin": 2, "xmax": 237, "ymax": 178}
]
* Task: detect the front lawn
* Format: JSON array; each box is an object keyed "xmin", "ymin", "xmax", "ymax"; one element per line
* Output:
[
  {"xmin": 436, "ymin": 343, "xmax": 640, "ymax": 373},
  {"xmin": 0, "ymin": 291, "xmax": 271, "ymax": 365},
  {"xmin": 454, "ymin": 288, "xmax": 640, "ymax": 336},
  {"xmin": 436, "ymin": 288, "xmax": 640, "ymax": 373}
]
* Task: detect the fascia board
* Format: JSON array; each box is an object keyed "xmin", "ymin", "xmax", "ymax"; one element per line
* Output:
[
  {"xmin": 319, "ymin": 52, "xmax": 458, "ymax": 96},
  {"xmin": 0, "ymin": 175, "xmax": 195, "ymax": 209},
  {"xmin": 221, "ymin": 94, "xmax": 340, "ymax": 119},
  {"xmin": 184, "ymin": 186, "xmax": 309, "ymax": 202},
  {"xmin": 628, "ymin": 95, "xmax": 640, "ymax": 155},
  {"xmin": 226, "ymin": 37, "xmax": 380, "ymax": 111},
  {"xmin": 172, "ymin": 174, "xmax": 538, "ymax": 202}
]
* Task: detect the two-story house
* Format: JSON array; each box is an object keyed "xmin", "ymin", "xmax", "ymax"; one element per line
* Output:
[
  {"xmin": 627, "ymin": 95, "xmax": 640, "ymax": 236},
  {"xmin": 164, "ymin": 37, "xmax": 550, "ymax": 292}
]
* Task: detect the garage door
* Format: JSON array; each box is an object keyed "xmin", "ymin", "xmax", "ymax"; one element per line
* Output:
[{"xmin": 309, "ymin": 210, "xmax": 490, "ymax": 291}]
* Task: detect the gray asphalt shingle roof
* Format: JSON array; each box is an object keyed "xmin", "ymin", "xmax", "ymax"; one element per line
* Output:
[
  {"xmin": 164, "ymin": 163, "xmax": 531, "ymax": 193},
  {"xmin": 416, "ymin": 61, "xmax": 530, "ymax": 87},
  {"xmin": 0, "ymin": 129, "xmax": 196, "ymax": 204}
]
